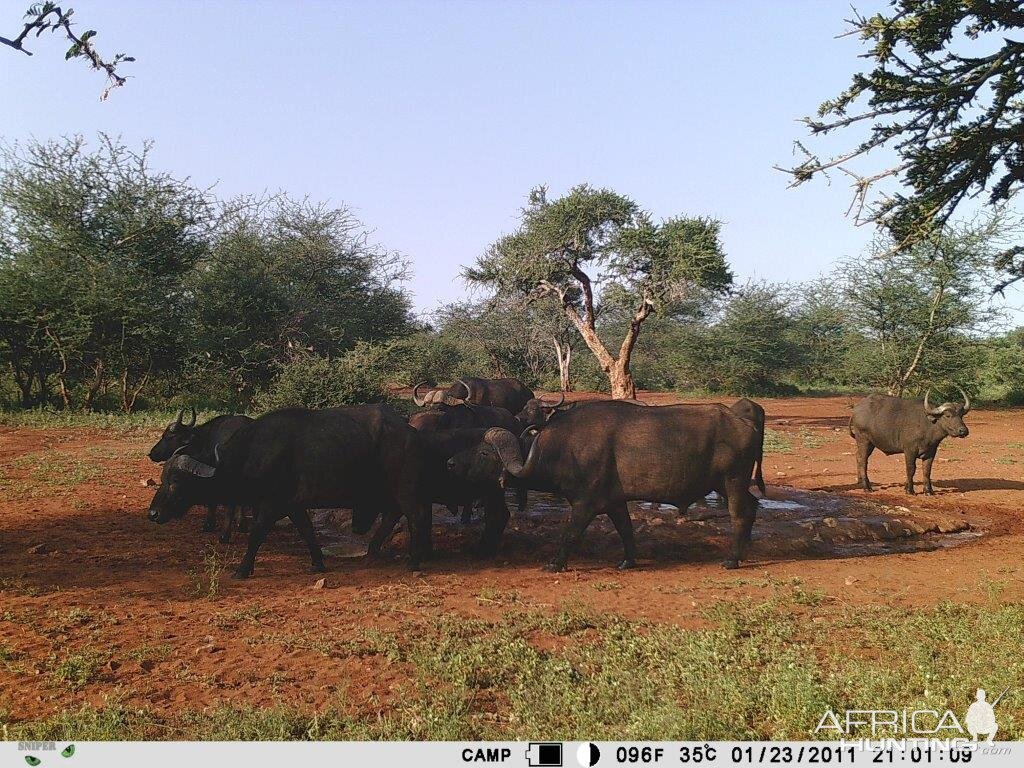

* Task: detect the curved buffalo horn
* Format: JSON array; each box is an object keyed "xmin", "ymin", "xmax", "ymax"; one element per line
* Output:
[
  {"xmin": 541, "ymin": 391, "xmax": 566, "ymax": 410},
  {"xmin": 456, "ymin": 378, "xmax": 472, "ymax": 401},
  {"xmin": 214, "ymin": 443, "xmax": 222, "ymax": 466},
  {"xmin": 412, "ymin": 381, "xmax": 429, "ymax": 407},
  {"xmin": 174, "ymin": 408, "xmax": 185, "ymax": 427},
  {"xmin": 174, "ymin": 454, "xmax": 216, "ymax": 478},
  {"xmin": 170, "ymin": 444, "xmax": 187, "ymax": 457},
  {"xmin": 519, "ymin": 425, "xmax": 541, "ymax": 440},
  {"xmin": 958, "ymin": 386, "xmax": 971, "ymax": 414},
  {"xmin": 187, "ymin": 406, "xmax": 196, "ymax": 427},
  {"xmin": 923, "ymin": 390, "xmax": 944, "ymax": 416}
]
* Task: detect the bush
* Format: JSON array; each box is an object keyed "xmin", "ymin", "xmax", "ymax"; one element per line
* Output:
[
  {"xmin": 669, "ymin": 284, "xmax": 802, "ymax": 395},
  {"xmin": 256, "ymin": 344, "xmax": 389, "ymax": 411}
]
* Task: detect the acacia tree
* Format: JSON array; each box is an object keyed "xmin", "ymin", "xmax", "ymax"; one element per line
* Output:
[
  {"xmin": 781, "ymin": 1, "xmax": 1024, "ymax": 279},
  {"xmin": 193, "ymin": 196, "xmax": 412, "ymax": 405},
  {"xmin": 840, "ymin": 219, "xmax": 1002, "ymax": 396},
  {"xmin": 465, "ymin": 185, "xmax": 731, "ymax": 399},
  {"xmin": 2, "ymin": 3, "xmax": 133, "ymax": 96}
]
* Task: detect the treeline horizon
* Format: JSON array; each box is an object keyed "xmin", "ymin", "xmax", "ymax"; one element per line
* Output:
[{"xmin": 3, "ymin": 134, "xmax": 1024, "ymax": 415}]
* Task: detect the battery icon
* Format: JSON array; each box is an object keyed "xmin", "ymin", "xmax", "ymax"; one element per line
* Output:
[{"xmin": 526, "ymin": 742, "xmax": 563, "ymax": 767}]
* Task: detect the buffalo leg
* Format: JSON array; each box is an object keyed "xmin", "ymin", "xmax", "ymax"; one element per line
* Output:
[
  {"xmin": 289, "ymin": 508, "xmax": 326, "ymax": 573},
  {"xmin": 460, "ymin": 498, "xmax": 473, "ymax": 525},
  {"xmin": 417, "ymin": 503, "xmax": 434, "ymax": 560},
  {"xmin": 546, "ymin": 500, "xmax": 599, "ymax": 572},
  {"xmin": 723, "ymin": 480, "xmax": 756, "ymax": 569},
  {"xmin": 856, "ymin": 438, "xmax": 875, "ymax": 491},
  {"xmin": 515, "ymin": 485, "xmax": 528, "ymax": 514},
  {"xmin": 903, "ymin": 451, "xmax": 917, "ymax": 495},
  {"xmin": 202, "ymin": 504, "xmax": 218, "ymax": 532},
  {"xmin": 606, "ymin": 503, "xmax": 636, "ymax": 570},
  {"xmin": 219, "ymin": 506, "xmax": 238, "ymax": 544},
  {"xmin": 233, "ymin": 508, "xmax": 277, "ymax": 579},
  {"xmin": 404, "ymin": 504, "xmax": 425, "ymax": 570},
  {"xmin": 367, "ymin": 507, "xmax": 402, "ymax": 558},
  {"xmin": 478, "ymin": 493, "xmax": 510, "ymax": 558},
  {"xmin": 922, "ymin": 454, "xmax": 935, "ymax": 495}
]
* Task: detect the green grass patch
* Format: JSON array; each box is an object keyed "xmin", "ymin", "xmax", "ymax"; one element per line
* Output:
[
  {"xmin": 49, "ymin": 649, "xmax": 109, "ymax": 692},
  {"xmin": 0, "ymin": 452, "xmax": 101, "ymax": 498},
  {"xmin": 5, "ymin": 600, "xmax": 1023, "ymax": 740},
  {"xmin": 0, "ymin": 408, "xmax": 223, "ymax": 431},
  {"xmin": 763, "ymin": 428, "xmax": 792, "ymax": 453}
]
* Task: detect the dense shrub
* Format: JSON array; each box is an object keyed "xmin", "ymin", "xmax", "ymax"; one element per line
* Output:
[{"xmin": 256, "ymin": 344, "xmax": 390, "ymax": 411}]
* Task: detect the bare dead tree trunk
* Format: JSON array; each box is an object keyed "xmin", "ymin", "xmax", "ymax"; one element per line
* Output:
[{"xmin": 552, "ymin": 336, "xmax": 573, "ymax": 392}]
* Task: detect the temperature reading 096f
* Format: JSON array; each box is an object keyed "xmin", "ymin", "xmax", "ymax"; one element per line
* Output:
[{"xmin": 617, "ymin": 747, "xmax": 664, "ymax": 763}]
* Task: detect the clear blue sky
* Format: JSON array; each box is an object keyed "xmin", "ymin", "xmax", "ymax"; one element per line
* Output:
[{"xmin": 4, "ymin": 0, "xmax": 1018, "ymax": 317}]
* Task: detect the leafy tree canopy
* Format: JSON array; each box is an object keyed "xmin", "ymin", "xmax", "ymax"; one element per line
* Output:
[{"xmin": 782, "ymin": 0, "xmax": 1024, "ymax": 280}]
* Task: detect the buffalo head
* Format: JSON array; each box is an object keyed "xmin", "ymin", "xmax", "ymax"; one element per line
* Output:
[
  {"xmin": 515, "ymin": 391, "xmax": 566, "ymax": 428},
  {"xmin": 411, "ymin": 380, "xmax": 471, "ymax": 408},
  {"xmin": 147, "ymin": 444, "xmax": 219, "ymax": 524},
  {"xmin": 447, "ymin": 441, "xmax": 504, "ymax": 487},
  {"xmin": 924, "ymin": 388, "xmax": 971, "ymax": 438},
  {"xmin": 148, "ymin": 408, "xmax": 197, "ymax": 462}
]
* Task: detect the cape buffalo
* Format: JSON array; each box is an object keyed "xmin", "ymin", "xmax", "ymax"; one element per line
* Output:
[
  {"xmin": 849, "ymin": 390, "xmax": 971, "ymax": 495},
  {"xmin": 448, "ymin": 400, "xmax": 760, "ymax": 571},
  {"xmin": 730, "ymin": 398, "xmax": 766, "ymax": 496},
  {"xmin": 148, "ymin": 409, "xmax": 252, "ymax": 538},
  {"xmin": 356, "ymin": 428, "xmax": 513, "ymax": 560},
  {"xmin": 412, "ymin": 377, "xmax": 534, "ymax": 414},
  {"xmin": 408, "ymin": 402, "xmax": 525, "ymax": 520},
  {"xmin": 515, "ymin": 391, "xmax": 568, "ymax": 429},
  {"xmin": 148, "ymin": 405, "xmax": 425, "ymax": 578}
]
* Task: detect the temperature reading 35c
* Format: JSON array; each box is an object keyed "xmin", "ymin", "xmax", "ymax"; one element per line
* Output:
[{"xmin": 679, "ymin": 745, "xmax": 717, "ymax": 763}]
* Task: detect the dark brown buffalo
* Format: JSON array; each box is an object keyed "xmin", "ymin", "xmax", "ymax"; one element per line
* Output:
[
  {"xmin": 148, "ymin": 405, "xmax": 424, "ymax": 577},
  {"xmin": 412, "ymin": 377, "xmax": 534, "ymax": 414},
  {"xmin": 448, "ymin": 400, "xmax": 760, "ymax": 571},
  {"xmin": 515, "ymin": 391, "xmax": 568, "ymax": 429},
  {"xmin": 408, "ymin": 402, "xmax": 520, "ymax": 433},
  {"xmin": 849, "ymin": 390, "xmax": 971, "ymax": 495},
  {"xmin": 148, "ymin": 409, "xmax": 252, "ymax": 538},
  {"xmin": 730, "ymin": 398, "xmax": 766, "ymax": 496},
  {"xmin": 355, "ymin": 428, "xmax": 512, "ymax": 560},
  {"xmin": 408, "ymin": 402, "xmax": 524, "ymax": 520}
]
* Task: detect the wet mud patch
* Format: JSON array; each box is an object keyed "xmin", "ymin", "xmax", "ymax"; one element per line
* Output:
[{"xmin": 335, "ymin": 486, "xmax": 982, "ymax": 567}]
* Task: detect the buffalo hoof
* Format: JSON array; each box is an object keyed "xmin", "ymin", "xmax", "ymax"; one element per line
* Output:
[
  {"xmin": 721, "ymin": 558, "xmax": 740, "ymax": 570},
  {"xmin": 905, "ymin": 487, "xmax": 916, "ymax": 496},
  {"xmin": 617, "ymin": 559, "xmax": 636, "ymax": 570},
  {"xmin": 231, "ymin": 568, "xmax": 251, "ymax": 580},
  {"xmin": 544, "ymin": 561, "xmax": 566, "ymax": 573}
]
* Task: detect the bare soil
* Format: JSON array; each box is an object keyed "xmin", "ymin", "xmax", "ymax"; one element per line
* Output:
[{"xmin": 2, "ymin": 394, "xmax": 1023, "ymax": 723}]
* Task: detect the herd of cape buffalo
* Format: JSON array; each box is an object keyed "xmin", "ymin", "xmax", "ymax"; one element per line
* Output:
[{"xmin": 145, "ymin": 376, "xmax": 974, "ymax": 579}]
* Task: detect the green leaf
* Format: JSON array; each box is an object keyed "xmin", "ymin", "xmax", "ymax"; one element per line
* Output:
[
  {"xmin": 61, "ymin": 745, "xmax": 76, "ymax": 758},
  {"xmin": 25, "ymin": 757, "xmax": 41, "ymax": 767}
]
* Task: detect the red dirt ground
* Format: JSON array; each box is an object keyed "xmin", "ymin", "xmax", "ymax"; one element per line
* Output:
[{"xmin": 2, "ymin": 394, "xmax": 1023, "ymax": 722}]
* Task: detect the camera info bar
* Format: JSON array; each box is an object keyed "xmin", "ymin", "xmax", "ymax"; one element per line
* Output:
[{"xmin": 7, "ymin": 740, "xmax": 1021, "ymax": 767}]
